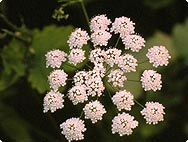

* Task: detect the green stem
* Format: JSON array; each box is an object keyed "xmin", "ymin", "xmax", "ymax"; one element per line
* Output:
[
  {"xmin": 134, "ymin": 99, "xmax": 144, "ymax": 108},
  {"xmin": 79, "ymin": 0, "xmax": 90, "ymax": 32},
  {"xmin": 106, "ymin": 88, "xmax": 119, "ymax": 114},
  {"xmin": 114, "ymin": 36, "xmax": 120, "ymax": 48},
  {"xmin": 79, "ymin": 111, "xmax": 84, "ymax": 118},
  {"xmin": 86, "ymin": 63, "xmax": 92, "ymax": 69},
  {"xmin": 64, "ymin": 63, "xmax": 80, "ymax": 70}
]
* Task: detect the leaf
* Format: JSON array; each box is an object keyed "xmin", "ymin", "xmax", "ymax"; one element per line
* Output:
[
  {"xmin": 28, "ymin": 25, "xmax": 73, "ymax": 93},
  {"xmin": 172, "ymin": 22, "xmax": 188, "ymax": 64},
  {"xmin": 0, "ymin": 102, "xmax": 32, "ymax": 142},
  {"xmin": 0, "ymin": 39, "xmax": 26, "ymax": 91}
]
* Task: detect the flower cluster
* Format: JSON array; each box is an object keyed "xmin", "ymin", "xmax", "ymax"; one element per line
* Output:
[{"xmin": 44, "ymin": 14, "xmax": 170, "ymax": 141}]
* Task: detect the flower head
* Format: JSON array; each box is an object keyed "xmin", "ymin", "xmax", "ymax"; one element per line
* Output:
[
  {"xmin": 105, "ymin": 48, "xmax": 122, "ymax": 67},
  {"xmin": 68, "ymin": 85, "xmax": 88, "ymax": 105},
  {"xmin": 146, "ymin": 46, "xmax": 171, "ymax": 67},
  {"xmin": 67, "ymin": 28, "xmax": 90, "ymax": 49},
  {"xmin": 68, "ymin": 48, "xmax": 86, "ymax": 65},
  {"xmin": 45, "ymin": 49, "xmax": 67, "ymax": 68},
  {"xmin": 141, "ymin": 70, "xmax": 162, "ymax": 91},
  {"xmin": 91, "ymin": 30, "xmax": 112, "ymax": 47},
  {"xmin": 112, "ymin": 90, "xmax": 134, "ymax": 111},
  {"xmin": 89, "ymin": 48, "xmax": 106, "ymax": 65},
  {"xmin": 111, "ymin": 16, "xmax": 135, "ymax": 38},
  {"xmin": 48, "ymin": 69, "xmax": 68, "ymax": 91},
  {"xmin": 73, "ymin": 71, "xmax": 88, "ymax": 86},
  {"xmin": 43, "ymin": 90, "xmax": 64, "ymax": 113},
  {"xmin": 60, "ymin": 118, "xmax": 86, "ymax": 142},
  {"xmin": 90, "ymin": 14, "xmax": 111, "ymax": 31},
  {"xmin": 85, "ymin": 76, "xmax": 105, "ymax": 97},
  {"xmin": 118, "ymin": 54, "xmax": 138, "ymax": 73},
  {"xmin": 83, "ymin": 100, "xmax": 106, "ymax": 123},
  {"xmin": 108, "ymin": 69, "xmax": 127, "ymax": 87},
  {"xmin": 141, "ymin": 102, "xmax": 165, "ymax": 124},
  {"xmin": 122, "ymin": 34, "xmax": 145, "ymax": 52},
  {"xmin": 112, "ymin": 112, "xmax": 138, "ymax": 136}
]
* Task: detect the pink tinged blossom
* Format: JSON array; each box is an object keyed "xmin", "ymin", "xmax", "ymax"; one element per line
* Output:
[
  {"xmin": 108, "ymin": 69, "xmax": 127, "ymax": 87},
  {"xmin": 112, "ymin": 90, "xmax": 134, "ymax": 111},
  {"xmin": 112, "ymin": 112, "xmax": 138, "ymax": 136},
  {"xmin": 68, "ymin": 85, "xmax": 88, "ymax": 105},
  {"xmin": 146, "ymin": 46, "xmax": 171, "ymax": 67},
  {"xmin": 60, "ymin": 118, "xmax": 86, "ymax": 142},
  {"xmin": 43, "ymin": 90, "xmax": 64, "ymax": 113},
  {"xmin": 68, "ymin": 48, "xmax": 86, "ymax": 65},
  {"xmin": 90, "ymin": 14, "xmax": 111, "ymax": 31},
  {"xmin": 73, "ymin": 71, "xmax": 88, "ymax": 86},
  {"xmin": 92, "ymin": 64, "xmax": 106, "ymax": 78},
  {"xmin": 67, "ymin": 28, "xmax": 90, "ymax": 49},
  {"xmin": 83, "ymin": 100, "xmax": 106, "ymax": 123},
  {"xmin": 105, "ymin": 48, "xmax": 122, "ymax": 67},
  {"xmin": 118, "ymin": 54, "xmax": 138, "ymax": 73},
  {"xmin": 91, "ymin": 30, "xmax": 112, "ymax": 47},
  {"xmin": 48, "ymin": 69, "xmax": 68, "ymax": 91},
  {"xmin": 111, "ymin": 16, "xmax": 135, "ymax": 38},
  {"xmin": 141, "ymin": 70, "xmax": 162, "ymax": 91},
  {"xmin": 85, "ymin": 76, "xmax": 105, "ymax": 97},
  {"xmin": 89, "ymin": 48, "xmax": 106, "ymax": 64},
  {"xmin": 141, "ymin": 102, "xmax": 165, "ymax": 124},
  {"xmin": 122, "ymin": 34, "xmax": 145, "ymax": 52},
  {"xmin": 45, "ymin": 49, "xmax": 67, "ymax": 68}
]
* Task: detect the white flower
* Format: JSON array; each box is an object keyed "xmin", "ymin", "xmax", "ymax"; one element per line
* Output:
[
  {"xmin": 73, "ymin": 71, "xmax": 88, "ymax": 86},
  {"xmin": 89, "ymin": 64, "xmax": 106, "ymax": 78},
  {"xmin": 60, "ymin": 118, "xmax": 86, "ymax": 142},
  {"xmin": 67, "ymin": 28, "xmax": 90, "ymax": 49},
  {"xmin": 141, "ymin": 70, "xmax": 162, "ymax": 91},
  {"xmin": 141, "ymin": 102, "xmax": 165, "ymax": 124},
  {"xmin": 45, "ymin": 49, "xmax": 67, "ymax": 68},
  {"xmin": 146, "ymin": 46, "xmax": 171, "ymax": 67},
  {"xmin": 111, "ymin": 16, "xmax": 135, "ymax": 38},
  {"xmin": 108, "ymin": 69, "xmax": 127, "ymax": 87},
  {"xmin": 91, "ymin": 30, "xmax": 112, "ymax": 47},
  {"xmin": 89, "ymin": 48, "xmax": 106, "ymax": 64},
  {"xmin": 118, "ymin": 54, "xmax": 138, "ymax": 73},
  {"xmin": 112, "ymin": 112, "xmax": 138, "ymax": 136},
  {"xmin": 90, "ymin": 14, "xmax": 111, "ymax": 31},
  {"xmin": 48, "ymin": 69, "xmax": 68, "ymax": 91},
  {"xmin": 68, "ymin": 48, "xmax": 86, "ymax": 65},
  {"xmin": 85, "ymin": 77, "xmax": 105, "ymax": 97},
  {"xmin": 105, "ymin": 48, "xmax": 122, "ymax": 67},
  {"xmin": 122, "ymin": 34, "xmax": 145, "ymax": 52},
  {"xmin": 112, "ymin": 90, "xmax": 134, "ymax": 111},
  {"xmin": 68, "ymin": 85, "xmax": 88, "ymax": 105},
  {"xmin": 43, "ymin": 90, "xmax": 64, "ymax": 113},
  {"xmin": 83, "ymin": 100, "xmax": 106, "ymax": 123}
]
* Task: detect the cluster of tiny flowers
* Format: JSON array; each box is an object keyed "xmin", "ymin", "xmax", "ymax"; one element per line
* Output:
[
  {"xmin": 83, "ymin": 100, "xmax": 106, "ymax": 123},
  {"xmin": 43, "ymin": 14, "xmax": 170, "ymax": 141},
  {"xmin": 45, "ymin": 49, "xmax": 67, "ymax": 68},
  {"xmin": 112, "ymin": 90, "xmax": 134, "ymax": 111},
  {"xmin": 146, "ymin": 46, "xmax": 171, "ymax": 67},
  {"xmin": 60, "ymin": 118, "xmax": 86, "ymax": 142},
  {"xmin": 141, "ymin": 102, "xmax": 165, "ymax": 124},
  {"xmin": 141, "ymin": 70, "xmax": 162, "ymax": 91},
  {"xmin": 108, "ymin": 69, "xmax": 127, "ymax": 87},
  {"xmin": 112, "ymin": 112, "xmax": 138, "ymax": 136}
]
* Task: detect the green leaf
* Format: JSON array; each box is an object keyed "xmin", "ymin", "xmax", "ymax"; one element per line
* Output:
[
  {"xmin": 172, "ymin": 22, "xmax": 188, "ymax": 64},
  {"xmin": 0, "ymin": 39, "xmax": 26, "ymax": 91},
  {"xmin": 0, "ymin": 102, "xmax": 32, "ymax": 142},
  {"xmin": 28, "ymin": 25, "xmax": 73, "ymax": 93}
]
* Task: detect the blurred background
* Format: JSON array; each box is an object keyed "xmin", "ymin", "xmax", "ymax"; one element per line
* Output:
[{"xmin": 0, "ymin": 0, "xmax": 188, "ymax": 142}]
